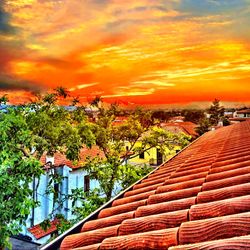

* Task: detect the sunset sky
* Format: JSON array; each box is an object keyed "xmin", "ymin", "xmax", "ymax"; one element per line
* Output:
[{"xmin": 1, "ymin": 0, "xmax": 250, "ymax": 105}]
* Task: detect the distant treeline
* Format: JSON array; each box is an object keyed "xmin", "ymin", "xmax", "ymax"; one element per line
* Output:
[{"xmin": 115, "ymin": 108, "xmax": 205, "ymax": 124}]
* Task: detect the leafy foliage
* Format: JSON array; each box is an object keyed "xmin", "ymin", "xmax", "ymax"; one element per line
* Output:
[
  {"xmin": 208, "ymin": 98, "xmax": 225, "ymax": 126},
  {"xmin": 182, "ymin": 109, "xmax": 205, "ymax": 123},
  {"xmin": 195, "ymin": 99, "xmax": 225, "ymax": 136},
  {"xmin": 195, "ymin": 117, "xmax": 211, "ymax": 136},
  {"xmin": 0, "ymin": 90, "xmax": 191, "ymax": 247},
  {"xmin": 84, "ymin": 102, "xmax": 191, "ymax": 200},
  {"xmin": 0, "ymin": 109, "xmax": 42, "ymax": 248},
  {"xmin": 0, "ymin": 88, "xmax": 94, "ymax": 248}
]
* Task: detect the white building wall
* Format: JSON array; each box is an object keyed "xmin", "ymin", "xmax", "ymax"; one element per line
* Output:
[{"xmin": 21, "ymin": 166, "xmax": 100, "ymax": 244}]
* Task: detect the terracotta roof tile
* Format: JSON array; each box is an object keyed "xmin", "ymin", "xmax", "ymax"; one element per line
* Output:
[
  {"xmin": 135, "ymin": 197, "xmax": 196, "ymax": 218},
  {"xmin": 148, "ymin": 186, "xmax": 201, "ymax": 204},
  {"xmin": 99, "ymin": 228, "xmax": 178, "ymax": 250},
  {"xmin": 197, "ymin": 183, "xmax": 250, "ymax": 203},
  {"xmin": 72, "ymin": 243, "xmax": 101, "ymax": 250},
  {"xmin": 169, "ymin": 235, "xmax": 250, "ymax": 250},
  {"xmin": 149, "ymin": 167, "xmax": 177, "ymax": 178},
  {"xmin": 165, "ymin": 171, "xmax": 208, "ymax": 185},
  {"xmin": 171, "ymin": 165, "xmax": 210, "ymax": 178},
  {"xmin": 179, "ymin": 212, "xmax": 250, "ymax": 244},
  {"xmin": 141, "ymin": 172, "xmax": 171, "ymax": 183},
  {"xmin": 220, "ymin": 145, "xmax": 250, "ymax": 155},
  {"xmin": 41, "ymin": 146, "xmax": 104, "ymax": 169},
  {"xmin": 124, "ymin": 182, "xmax": 163, "ymax": 197},
  {"xmin": 173, "ymin": 161, "xmax": 211, "ymax": 172},
  {"xmin": 60, "ymin": 225, "xmax": 119, "ymax": 249},
  {"xmin": 206, "ymin": 165, "xmax": 250, "ymax": 182},
  {"xmin": 57, "ymin": 120, "xmax": 250, "ymax": 250},
  {"xmin": 216, "ymin": 151, "xmax": 250, "ymax": 162},
  {"xmin": 209, "ymin": 160, "xmax": 250, "ymax": 174},
  {"xmin": 81, "ymin": 211, "xmax": 134, "ymax": 232},
  {"xmin": 157, "ymin": 178, "xmax": 205, "ymax": 193},
  {"xmin": 190, "ymin": 195, "xmax": 250, "ymax": 220},
  {"xmin": 119, "ymin": 209, "xmax": 188, "ymax": 235},
  {"xmin": 28, "ymin": 219, "xmax": 59, "ymax": 239},
  {"xmin": 98, "ymin": 200, "xmax": 147, "ymax": 219},
  {"xmin": 133, "ymin": 176, "xmax": 170, "ymax": 189},
  {"xmin": 180, "ymin": 158, "xmax": 215, "ymax": 168},
  {"xmin": 112, "ymin": 190, "xmax": 155, "ymax": 206},
  {"xmin": 202, "ymin": 173, "xmax": 250, "ymax": 191},
  {"xmin": 212, "ymin": 155, "xmax": 250, "ymax": 168}
]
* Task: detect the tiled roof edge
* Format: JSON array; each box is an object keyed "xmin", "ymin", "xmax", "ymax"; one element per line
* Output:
[{"xmin": 39, "ymin": 132, "xmax": 207, "ymax": 250}]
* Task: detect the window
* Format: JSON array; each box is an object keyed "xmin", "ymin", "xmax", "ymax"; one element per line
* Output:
[
  {"xmin": 157, "ymin": 148, "xmax": 163, "ymax": 165},
  {"xmin": 53, "ymin": 182, "xmax": 59, "ymax": 202},
  {"xmin": 84, "ymin": 175, "xmax": 90, "ymax": 193},
  {"xmin": 139, "ymin": 152, "xmax": 145, "ymax": 159}
]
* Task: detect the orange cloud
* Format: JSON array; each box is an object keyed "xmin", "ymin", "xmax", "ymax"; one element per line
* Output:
[{"xmin": 1, "ymin": 0, "xmax": 250, "ymax": 105}]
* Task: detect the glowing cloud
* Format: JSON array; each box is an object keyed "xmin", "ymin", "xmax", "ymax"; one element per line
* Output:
[{"xmin": 0, "ymin": 0, "xmax": 250, "ymax": 104}]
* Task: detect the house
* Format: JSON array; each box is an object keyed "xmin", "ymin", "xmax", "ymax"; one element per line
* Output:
[
  {"xmin": 126, "ymin": 121, "xmax": 195, "ymax": 167},
  {"xmin": 168, "ymin": 116, "xmax": 185, "ymax": 123},
  {"xmin": 112, "ymin": 116, "xmax": 128, "ymax": 126},
  {"xmin": 160, "ymin": 121, "xmax": 197, "ymax": 138},
  {"xmin": 236, "ymin": 109, "xmax": 250, "ymax": 118},
  {"xmin": 41, "ymin": 120, "xmax": 250, "ymax": 250},
  {"xmin": 9, "ymin": 234, "xmax": 41, "ymax": 250},
  {"xmin": 126, "ymin": 142, "xmax": 166, "ymax": 166},
  {"xmin": 229, "ymin": 109, "xmax": 250, "ymax": 123},
  {"xmin": 20, "ymin": 147, "xmax": 103, "ymax": 245},
  {"xmin": 224, "ymin": 108, "xmax": 236, "ymax": 118}
]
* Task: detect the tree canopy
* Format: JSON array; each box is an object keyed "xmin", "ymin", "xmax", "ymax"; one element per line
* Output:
[
  {"xmin": 0, "ymin": 89, "xmax": 93, "ymax": 248},
  {"xmin": 83, "ymin": 103, "xmax": 191, "ymax": 200},
  {"xmin": 195, "ymin": 99, "xmax": 226, "ymax": 136},
  {"xmin": 208, "ymin": 98, "xmax": 225, "ymax": 126},
  {"xmin": 0, "ymin": 91, "xmax": 191, "ymax": 247}
]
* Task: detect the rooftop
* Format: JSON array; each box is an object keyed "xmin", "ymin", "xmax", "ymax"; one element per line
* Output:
[
  {"xmin": 237, "ymin": 109, "xmax": 250, "ymax": 114},
  {"xmin": 40, "ymin": 146, "xmax": 104, "ymax": 169},
  {"xmin": 160, "ymin": 121, "xmax": 197, "ymax": 137},
  {"xmin": 42, "ymin": 120, "xmax": 250, "ymax": 250},
  {"xmin": 28, "ymin": 219, "xmax": 60, "ymax": 240}
]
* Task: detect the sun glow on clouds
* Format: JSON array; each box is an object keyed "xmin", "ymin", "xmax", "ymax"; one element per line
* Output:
[{"xmin": 1, "ymin": 0, "xmax": 250, "ymax": 104}]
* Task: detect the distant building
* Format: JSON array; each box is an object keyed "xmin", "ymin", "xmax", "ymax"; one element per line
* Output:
[
  {"xmin": 112, "ymin": 116, "xmax": 128, "ymax": 126},
  {"xmin": 168, "ymin": 116, "xmax": 185, "ymax": 123},
  {"xmin": 224, "ymin": 108, "xmax": 236, "ymax": 118},
  {"xmin": 229, "ymin": 109, "xmax": 250, "ymax": 123},
  {"xmin": 20, "ymin": 147, "xmax": 102, "ymax": 245},
  {"xmin": 160, "ymin": 121, "xmax": 197, "ymax": 138},
  {"xmin": 126, "ymin": 121, "xmax": 195, "ymax": 167},
  {"xmin": 236, "ymin": 109, "xmax": 250, "ymax": 118}
]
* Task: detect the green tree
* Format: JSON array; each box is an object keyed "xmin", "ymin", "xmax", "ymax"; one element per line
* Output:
[
  {"xmin": 195, "ymin": 118, "xmax": 211, "ymax": 136},
  {"xmin": 0, "ymin": 109, "xmax": 42, "ymax": 249},
  {"xmin": 222, "ymin": 116, "xmax": 230, "ymax": 126},
  {"xmin": 182, "ymin": 109, "xmax": 205, "ymax": 124},
  {"xmin": 208, "ymin": 99, "xmax": 224, "ymax": 126},
  {"xmin": 84, "ymin": 103, "xmax": 191, "ymax": 201},
  {"xmin": 0, "ymin": 88, "xmax": 94, "ymax": 249}
]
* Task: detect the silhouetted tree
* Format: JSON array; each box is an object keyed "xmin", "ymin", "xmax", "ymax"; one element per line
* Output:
[
  {"xmin": 195, "ymin": 118, "xmax": 211, "ymax": 136},
  {"xmin": 182, "ymin": 109, "xmax": 205, "ymax": 124},
  {"xmin": 208, "ymin": 99, "xmax": 224, "ymax": 126}
]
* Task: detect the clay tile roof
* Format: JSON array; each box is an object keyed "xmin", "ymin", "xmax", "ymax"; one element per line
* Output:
[
  {"xmin": 47, "ymin": 120, "xmax": 250, "ymax": 249},
  {"xmin": 28, "ymin": 219, "xmax": 59, "ymax": 239},
  {"xmin": 40, "ymin": 146, "xmax": 104, "ymax": 169},
  {"xmin": 237, "ymin": 109, "xmax": 250, "ymax": 114},
  {"xmin": 160, "ymin": 121, "xmax": 198, "ymax": 137}
]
